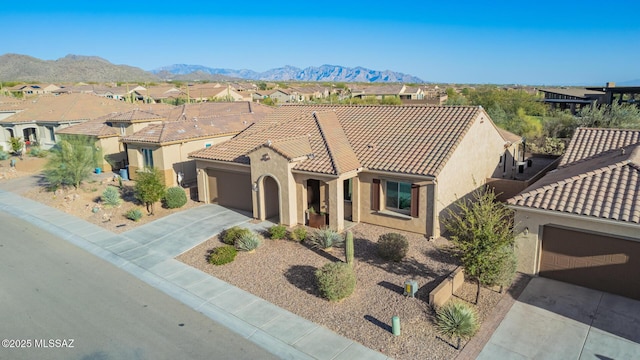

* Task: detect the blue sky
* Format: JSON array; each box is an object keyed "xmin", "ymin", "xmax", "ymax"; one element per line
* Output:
[{"xmin": 2, "ymin": 1, "xmax": 639, "ymax": 85}]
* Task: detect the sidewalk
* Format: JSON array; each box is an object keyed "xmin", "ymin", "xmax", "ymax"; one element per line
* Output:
[{"xmin": 0, "ymin": 189, "xmax": 389, "ymax": 360}]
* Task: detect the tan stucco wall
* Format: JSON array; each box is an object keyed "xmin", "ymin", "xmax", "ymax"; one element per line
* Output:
[
  {"xmin": 126, "ymin": 136, "xmax": 230, "ymax": 186},
  {"xmin": 97, "ymin": 136, "xmax": 124, "ymax": 172},
  {"xmin": 357, "ymin": 172, "xmax": 432, "ymax": 236},
  {"xmin": 436, "ymin": 114, "xmax": 505, "ymax": 235},
  {"xmin": 247, "ymin": 147, "xmax": 297, "ymax": 226},
  {"xmin": 513, "ymin": 208, "xmax": 640, "ymax": 275}
]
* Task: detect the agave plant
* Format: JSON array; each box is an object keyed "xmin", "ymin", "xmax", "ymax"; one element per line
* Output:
[
  {"xmin": 436, "ymin": 300, "xmax": 480, "ymax": 349},
  {"xmin": 308, "ymin": 227, "xmax": 344, "ymax": 250},
  {"xmin": 235, "ymin": 231, "xmax": 262, "ymax": 252}
]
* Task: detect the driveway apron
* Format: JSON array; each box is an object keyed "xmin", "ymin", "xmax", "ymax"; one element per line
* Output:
[{"xmin": 477, "ymin": 277, "xmax": 640, "ymax": 360}]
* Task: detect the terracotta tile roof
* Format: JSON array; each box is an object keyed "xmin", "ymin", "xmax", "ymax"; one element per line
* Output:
[
  {"xmin": 0, "ymin": 93, "xmax": 136, "ymax": 124},
  {"xmin": 497, "ymin": 127, "xmax": 522, "ymax": 144},
  {"xmin": 121, "ymin": 103, "xmax": 274, "ymax": 145},
  {"xmin": 313, "ymin": 111, "xmax": 361, "ymax": 174},
  {"xmin": 190, "ymin": 104, "xmax": 483, "ymax": 176},
  {"xmin": 253, "ymin": 136, "xmax": 314, "ymax": 161},
  {"xmin": 560, "ymin": 128, "xmax": 640, "ymax": 167},
  {"xmin": 0, "ymin": 95, "xmax": 26, "ymax": 111},
  {"xmin": 509, "ymin": 144, "xmax": 640, "ymax": 224},
  {"xmin": 55, "ymin": 114, "xmax": 119, "ymax": 138},
  {"xmin": 106, "ymin": 108, "xmax": 168, "ymax": 123}
]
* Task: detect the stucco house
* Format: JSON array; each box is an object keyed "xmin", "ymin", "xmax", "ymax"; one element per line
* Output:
[
  {"xmin": 122, "ymin": 102, "xmax": 275, "ymax": 187},
  {"xmin": 509, "ymin": 127, "xmax": 640, "ymax": 300},
  {"xmin": 189, "ymin": 104, "xmax": 519, "ymax": 237},
  {"xmin": 54, "ymin": 105, "xmax": 173, "ymax": 172},
  {"xmin": 0, "ymin": 93, "xmax": 135, "ymax": 152}
]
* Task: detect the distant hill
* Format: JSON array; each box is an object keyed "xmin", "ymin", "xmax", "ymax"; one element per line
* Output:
[
  {"xmin": 152, "ymin": 64, "xmax": 426, "ymax": 83},
  {"xmin": 0, "ymin": 54, "xmax": 160, "ymax": 82},
  {"xmin": 0, "ymin": 53, "xmax": 425, "ymax": 83}
]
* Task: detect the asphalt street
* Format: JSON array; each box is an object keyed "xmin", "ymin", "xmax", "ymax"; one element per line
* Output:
[{"xmin": 0, "ymin": 211, "xmax": 277, "ymax": 360}]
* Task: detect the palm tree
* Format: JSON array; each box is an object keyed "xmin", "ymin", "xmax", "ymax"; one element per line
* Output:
[{"xmin": 436, "ymin": 301, "xmax": 480, "ymax": 350}]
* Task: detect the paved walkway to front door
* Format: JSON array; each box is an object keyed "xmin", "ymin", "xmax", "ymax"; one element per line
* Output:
[{"xmin": 477, "ymin": 277, "xmax": 640, "ymax": 360}]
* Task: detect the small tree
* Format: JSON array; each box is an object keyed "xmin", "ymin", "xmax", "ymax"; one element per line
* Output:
[
  {"xmin": 134, "ymin": 168, "xmax": 166, "ymax": 215},
  {"xmin": 9, "ymin": 137, "xmax": 24, "ymax": 155},
  {"xmin": 444, "ymin": 187, "xmax": 516, "ymax": 303},
  {"xmin": 43, "ymin": 136, "xmax": 96, "ymax": 189}
]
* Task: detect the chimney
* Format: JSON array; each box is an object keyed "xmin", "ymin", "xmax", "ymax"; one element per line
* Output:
[{"xmin": 606, "ymin": 82, "xmax": 616, "ymax": 88}]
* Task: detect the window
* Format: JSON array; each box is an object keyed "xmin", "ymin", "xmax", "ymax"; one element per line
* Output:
[
  {"xmin": 344, "ymin": 178, "xmax": 353, "ymax": 201},
  {"xmin": 141, "ymin": 148, "xmax": 154, "ymax": 168},
  {"xmin": 386, "ymin": 181, "xmax": 412, "ymax": 212},
  {"xmin": 47, "ymin": 126, "xmax": 55, "ymax": 142},
  {"xmin": 119, "ymin": 124, "xmax": 126, "ymax": 136},
  {"xmin": 205, "ymin": 143, "xmax": 211, "ymax": 148}
]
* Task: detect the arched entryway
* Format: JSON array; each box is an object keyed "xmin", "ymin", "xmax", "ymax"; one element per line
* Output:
[{"xmin": 262, "ymin": 175, "xmax": 280, "ymax": 223}]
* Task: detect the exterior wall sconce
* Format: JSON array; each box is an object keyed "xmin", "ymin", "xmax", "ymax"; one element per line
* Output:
[
  {"xmin": 252, "ymin": 182, "xmax": 258, "ymax": 192},
  {"xmin": 523, "ymin": 227, "xmax": 529, "ymax": 235}
]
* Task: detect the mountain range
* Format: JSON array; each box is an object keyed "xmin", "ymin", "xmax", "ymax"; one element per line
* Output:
[
  {"xmin": 0, "ymin": 54, "xmax": 425, "ymax": 83},
  {"xmin": 151, "ymin": 64, "xmax": 425, "ymax": 83}
]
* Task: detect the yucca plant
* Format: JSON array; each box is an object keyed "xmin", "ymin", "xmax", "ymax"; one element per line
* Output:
[
  {"xmin": 235, "ymin": 231, "xmax": 262, "ymax": 252},
  {"xmin": 309, "ymin": 227, "xmax": 344, "ymax": 250},
  {"xmin": 101, "ymin": 186, "xmax": 122, "ymax": 207},
  {"xmin": 436, "ymin": 300, "xmax": 480, "ymax": 350}
]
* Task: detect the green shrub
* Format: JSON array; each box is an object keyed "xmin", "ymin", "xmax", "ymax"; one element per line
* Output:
[
  {"xmin": 101, "ymin": 186, "xmax": 122, "ymax": 207},
  {"xmin": 309, "ymin": 227, "xmax": 344, "ymax": 249},
  {"xmin": 377, "ymin": 233, "xmax": 409, "ymax": 262},
  {"xmin": 125, "ymin": 208, "xmax": 143, "ymax": 222},
  {"xmin": 163, "ymin": 186, "xmax": 187, "ymax": 209},
  {"xmin": 290, "ymin": 226, "xmax": 307, "ymax": 242},
  {"xmin": 268, "ymin": 224, "xmax": 287, "ymax": 239},
  {"xmin": 221, "ymin": 226, "xmax": 251, "ymax": 245},
  {"xmin": 208, "ymin": 245, "xmax": 237, "ymax": 265},
  {"xmin": 235, "ymin": 231, "xmax": 262, "ymax": 251},
  {"xmin": 436, "ymin": 300, "xmax": 480, "ymax": 349},
  {"xmin": 28, "ymin": 146, "xmax": 48, "ymax": 158},
  {"xmin": 0, "ymin": 150, "xmax": 9, "ymax": 160},
  {"xmin": 315, "ymin": 262, "xmax": 356, "ymax": 301}
]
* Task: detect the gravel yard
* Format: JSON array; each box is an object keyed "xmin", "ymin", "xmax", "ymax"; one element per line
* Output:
[{"xmin": 178, "ymin": 224, "xmax": 504, "ymax": 360}]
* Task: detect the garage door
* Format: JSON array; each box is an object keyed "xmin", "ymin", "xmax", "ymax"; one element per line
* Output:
[
  {"xmin": 541, "ymin": 225, "xmax": 640, "ymax": 300},
  {"xmin": 206, "ymin": 169, "xmax": 253, "ymax": 212}
]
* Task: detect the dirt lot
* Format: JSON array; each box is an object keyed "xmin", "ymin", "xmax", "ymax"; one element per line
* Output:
[{"xmin": 0, "ymin": 157, "xmax": 201, "ymax": 233}]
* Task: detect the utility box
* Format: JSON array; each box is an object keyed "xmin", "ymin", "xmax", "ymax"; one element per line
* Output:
[{"xmin": 404, "ymin": 279, "xmax": 418, "ymax": 297}]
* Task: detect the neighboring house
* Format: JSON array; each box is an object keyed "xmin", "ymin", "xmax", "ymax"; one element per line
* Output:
[
  {"xmin": 0, "ymin": 96, "xmax": 26, "ymax": 150},
  {"xmin": 186, "ymin": 85, "xmax": 244, "ymax": 102},
  {"xmin": 8, "ymin": 84, "xmax": 60, "ymax": 97},
  {"xmin": 289, "ymin": 85, "xmax": 330, "ymax": 102},
  {"xmin": 133, "ymin": 86, "xmax": 185, "ymax": 103},
  {"xmin": 57, "ymin": 106, "xmax": 173, "ymax": 171},
  {"xmin": 189, "ymin": 104, "xmax": 517, "ymax": 237},
  {"xmin": 254, "ymin": 89, "xmax": 294, "ymax": 103},
  {"xmin": 349, "ymin": 84, "xmax": 424, "ymax": 101},
  {"xmin": 586, "ymin": 82, "xmax": 640, "ymax": 107},
  {"xmin": 538, "ymin": 87, "xmax": 605, "ymax": 114},
  {"xmin": 122, "ymin": 102, "xmax": 275, "ymax": 187},
  {"xmin": 508, "ymin": 127, "xmax": 640, "ymax": 300},
  {"xmin": 55, "ymin": 115, "xmax": 124, "ymax": 172},
  {"xmin": 0, "ymin": 93, "xmax": 135, "ymax": 151}
]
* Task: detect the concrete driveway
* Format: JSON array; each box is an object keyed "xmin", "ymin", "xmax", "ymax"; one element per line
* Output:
[{"xmin": 477, "ymin": 277, "xmax": 640, "ymax": 360}]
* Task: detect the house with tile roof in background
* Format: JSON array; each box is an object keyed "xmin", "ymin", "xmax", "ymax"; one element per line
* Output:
[
  {"xmin": 509, "ymin": 127, "xmax": 640, "ymax": 300},
  {"xmin": 121, "ymin": 102, "xmax": 275, "ymax": 188},
  {"xmin": 189, "ymin": 104, "xmax": 520, "ymax": 238},
  {"xmin": 0, "ymin": 93, "xmax": 136, "ymax": 154},
  {"xmin": 55, "ymin": 103, "xmax": 173, "ymax": 172}
]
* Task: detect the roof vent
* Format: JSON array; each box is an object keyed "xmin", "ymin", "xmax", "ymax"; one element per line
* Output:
[{"xmin": 621, "ymin": 148, "xmax": 626, "ymax": 156}]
